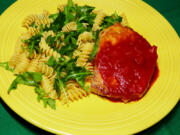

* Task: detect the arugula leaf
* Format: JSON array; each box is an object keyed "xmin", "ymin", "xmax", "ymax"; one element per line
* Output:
[
  {"xmin": 59, "ymin": 32, "xmax": 79, "ymax": 56},
  {"xmin": 65, "ymin": 72, "xmax": 91, "ymax": 81},
  {"xmin": 0, "ymin": 62, "xmax": 14, "ymax": 72},
  {"xmin": 35, "ymin": 87, "xmax": 56, "ymax": 110},
  {"xmin": 101, "ymin": 12, "xmax": 122, "ymax": 29},
  {"xmin": 46, "ymin": 35, "xmax": 57, "ymax": 48},
  {"xmin": 47, "ymin": 98, "xmax": 56, "ymax": 110},
  {"xmin": 23, "ymin": 34, "xmax": 42, "ymax": 57},
  {"xmin": 63, "ymin": 0, "xmax": 76, "ymax": 24},
  {"xmin": 35, "ymin": 87, "xmax": 46, "ymax": 102},
  {"xmin": 30, "ymin": 22, "xmax": 37, "ymax": 28},
  {"xmin": 49, "ymin": 13, "xmax": 58, "ymax": 21},
  {"xmin": 49, "ymin": 11, "xmax": 65, "ymax": 32},
  {"xmin": 58, "ymin": 78, "xmax": 69, "ymax": 104},
  {"xmin": 54, "ymin": 78, "xmax": 61, "ymax": 97},
  {"xmin": 8, "ymin": 72, "xmax": 42, "ymax": 93},
  {"xmin": 46, "ymin": 56, "xmax": 58, "ymax": 68},
  {"xmin": 76, "ymin": 5, "xmax": 95, "ymax": 22},
  {"xmin": 89, "ymin": 38, "xmax": 99, "ymax": 61},
  {"xmin": 76, "ymin": 22, "xmax": 86, "ymax": 33},
  {"xmin": 89, "ymin": 31, "xmax": 100, "ymax": 61}
]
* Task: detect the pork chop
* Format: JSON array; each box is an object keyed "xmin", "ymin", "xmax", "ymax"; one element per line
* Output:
[{"xmin": 91, "ymin": 23, "xmax": 158, "ymax": 102}]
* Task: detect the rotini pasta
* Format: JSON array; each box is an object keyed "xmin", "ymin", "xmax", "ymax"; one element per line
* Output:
[
  {"xmin": 60, "ymin": 80, "xmax": 89, "ymax": 104},
  {"xmin": 27, "ymin": 27, "xmax": 40, "ymax": 36},
  {"xmin": 76, "ymin": 42, "xmax": 94, "ymax": 66},
  {"xmin": 39, "ymin": 55, "xmax": 50, "ymax": 63},
  {"xmin": 27, "ymin": 58, "xmax": 39, "ymax": 72},
  {"xmin": 1, "ymin": 0, "xmax": 129, "ymax": 109},
  {"xmin": 35, "ymin": 10, "xmax": 53, "ymax": 28},
  {"xmin": 37, "ymin": 62, "xmax": 54, "ymax": 78},
  {"xmin": 62, "ymin": 22, "xmax": 77, "ymax": 32},
  {"xmin": 77, "ymin": 31, "xmax": 93, "ymax": 46},
  {"xmin": 39, "ymin": 37, "xmax": 61, "ymax": 60},
  {"xmin": 84, "ymin": 62, "xmax": 94, "ymax": 73},
  {"xmin": 49, "ymin": 72, "xmax": 57, "ymax": 84},
  {"xmin": 92, "ymin": 10, "xmax": 106, "ymax": 31},
  {"xmin": 14, "ymin": 53, "xmax": 30, "ymax": 74},
  {"xmin": 40, "ymin": 75, "xmax": 57, "ymax": 99},
  {"xmin": 43, "ymin": 31, "xmax": 55, "ymax": 39},
  {"xmin": 22, "ymin": 14, "xmax": 39, "ymax": 29}
]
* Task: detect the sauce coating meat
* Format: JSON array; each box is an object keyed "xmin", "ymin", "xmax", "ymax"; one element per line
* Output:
[{"xmin": 91, "ymin": 23, "xmax": 158, "ymax": 102}]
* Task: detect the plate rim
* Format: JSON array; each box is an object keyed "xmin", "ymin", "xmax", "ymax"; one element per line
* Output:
[{"xmin": 0, "ymin": 0, "xmax": 180, "ymax": 134}]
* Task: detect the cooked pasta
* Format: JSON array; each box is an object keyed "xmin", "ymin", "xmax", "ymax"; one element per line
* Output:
[
  {"xmin": 60, "ymin": 80, "xmax": 89, "ymax": 104},
  {"xmin": 22, "ymin": 14, "xmax": 39, "ymax": 29},
  {"xmin": 27, "ymin": 27, "xmax": 40, "ymax": 36},
  {"xmin": 39, "ymin": 37, "xmax": 61, "ymax": 60},
  {"xmin": 40, "ymin": 75, "xmax": 57, "ymax": 99},
  {"xmin": 14, "ymin": 53, "xmax": 30, "ymax": 74},
  {"xmin": 43, "ymin": 30, "xmax": 55, "ymax": 39},
  {"xmin": 62, "ymin": 22, "xmax": 77, "ymax": 32},
  {"xmin": 92, "ymin": 10, "xmax": 106, "ymax": 31},
  {"xmin": 37, "ymin": 62, "xmax": 54, "ymax": 78},
  {"xmin": 27, "ymin": 58, "xmax": 39, "ymax": 72},
  {"xmin": 84, "ymin": 62, "xmax": 94, "ymax": 73},
  {"xmin": 1, "ymin": 0, "xmax": 128, "ymax": 109},
  {"xmin": 35, "ymin": 10, "xmax": 53, "ymax": 28},
  {"xmin": 76, "ymin": 42, "xmax": 94, "ymax": 66},
  {"xmin": 49, "ymin": 72, "xmax": 57, "ymax": 84},
  {"xmin": 39, "ymin": 55, "xmax": 50, "ymax": 63},
  {"xmin": 77, "ymin": 31, "xmax": 93, "ymax": 46}
]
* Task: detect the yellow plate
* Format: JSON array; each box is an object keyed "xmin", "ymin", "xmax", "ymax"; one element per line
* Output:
[{"xmin": 0, "ymin": 0, "xmax": 180, "ymax": 134}]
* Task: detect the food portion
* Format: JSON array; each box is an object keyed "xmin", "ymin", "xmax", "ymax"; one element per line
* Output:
[
  {"xmin": 91, "ymin": 23, "xmax": 158, "ymax": 102},
  {"xmin": 0, "ymin": 0, "xmax": 158, "ymax": 109}
]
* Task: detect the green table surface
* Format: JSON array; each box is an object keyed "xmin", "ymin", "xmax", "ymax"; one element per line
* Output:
[{"xmin": 0, "ymin": 0, "xmax": 179, "ymax": 135}]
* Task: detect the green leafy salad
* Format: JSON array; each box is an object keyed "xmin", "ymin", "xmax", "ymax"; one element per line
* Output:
[{"xmin": 0, "ymin": 0, "xmax": 125, "ymax": 109}]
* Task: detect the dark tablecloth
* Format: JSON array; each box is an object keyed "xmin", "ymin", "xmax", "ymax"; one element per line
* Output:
[{"xmin": 0, "ymin": 0, "xmax": 179, "ymax": 134}]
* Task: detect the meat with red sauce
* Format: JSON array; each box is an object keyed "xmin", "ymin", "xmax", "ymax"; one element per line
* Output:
[{"xmin": 91, "ymin": 23, "xmax": 158, "ymax": 102}]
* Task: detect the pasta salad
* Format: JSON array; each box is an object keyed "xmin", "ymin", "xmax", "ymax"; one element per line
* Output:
[{"xmin": 0, "ymin": 0, "xmax": 127, "ymax": 109}]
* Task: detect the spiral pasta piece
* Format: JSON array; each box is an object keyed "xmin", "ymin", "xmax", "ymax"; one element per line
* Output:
[
  {"xmin": 27, "ymin": 27, "xmax": 40, "ymax": 36},
  {"xmin": 62, "ymin": 22, "xmax": 77, "ymax": 32},
  {"xmin": 22, "ymin": 14, "xmax": 39, "ymax": 29},
  {"xmin": 37, "ymin": 62, "xmax": 54, "ymax": 78},
  {"xmin": 42, "ymin": 30, "xmax": 55, "ymax": 39},
  {"xmin": 36, "ymin": 10, "xmax": 53, "ymax": 28},
  {"xmin": 14, "ymin": 53, "xmax": 30, "ymax": 74},
  {"xmin": 84, "ymin": 62, "xmax": 94, "ymax": 73},
  {"xmin": 77, "ymin": 31, "xmax": 93, "ymax": 46},
  {"xmin": 92, "ymin": 10, "xmax": 106, "ymax": 31},
  {"xmin": 76, "ymin": 42, "xmax": 94, "ymax": 66},
  {"xmin": 49, "ymin": 72, "xmax": 57, "ymax": 84},
  {"xmin": 25, "ymin": 50, "xmax": 42, "ymax": 60},
  {"xmin": 48, "ymin": 90, "xmax": 58, "ymax": 99},
  {"xmin": 60, "ymin": 80, "xmax": 89, "ymax": 104},
  {"xmin": 40, "ymin": 75, "xmax": 57, "ymax": 99},
  {"xmin": 39, "ymin": 38, "xmax": 61, "ymax": 60},
  {"xmin": 39, "ymin": 55, "xmax": 50, "ymax": 63},
  {"xmin": 27, "ymin": 58, "xmax": 39, "ymax": 72}
]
